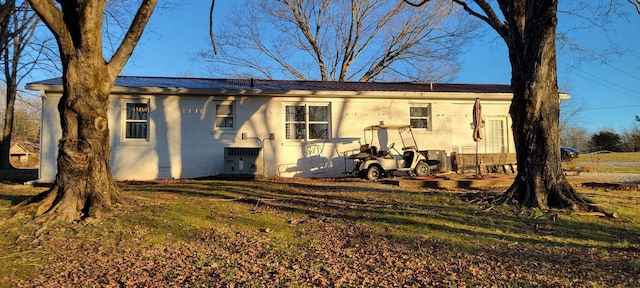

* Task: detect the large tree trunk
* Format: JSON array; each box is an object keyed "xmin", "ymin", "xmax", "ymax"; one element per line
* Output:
[
  {"xmin": 26, "ymin": 57, "xmax": 123, "ymax": 222},
  {"xmin": 22, "ymin": 1, "xmax": 116, "ymax": 222},
  {"xmin": 497, "ymin": 0, "xmax": 596, "ymax": 211},
  {"xmin": 19, "ymin": 0, "xmax": 156, "ymax": 222}
]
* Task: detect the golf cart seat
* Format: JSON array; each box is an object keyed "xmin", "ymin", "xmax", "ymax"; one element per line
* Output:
[{"xmin": 349, "ymin": 144, "xmax": 372, "ymax": 159}]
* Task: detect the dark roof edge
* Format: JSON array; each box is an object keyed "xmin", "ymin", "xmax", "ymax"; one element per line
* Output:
[{"xmin": 26, "ymin": 76, "xmax": 514, "ymax": 93}]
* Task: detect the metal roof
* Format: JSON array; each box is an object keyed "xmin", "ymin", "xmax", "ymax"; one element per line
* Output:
[{"xmin": 27, "ymin": 76, "xmax": 514, "ymax": 94}]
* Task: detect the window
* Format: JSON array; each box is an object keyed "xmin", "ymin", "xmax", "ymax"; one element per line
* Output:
[
  {"xmin": 124, "ymin": 101, "xmax": 149, "ymax": 140},
  {"xmin": 410, "ymin": 105, "xmax": 431, "ymax": 130},
  {"xmin": 215, "ymin": 103, "xmax": 234, "ymax": 129},
  {"xmin": 285, "ymin": 104, "xmax": 329, "ymax": 140}
]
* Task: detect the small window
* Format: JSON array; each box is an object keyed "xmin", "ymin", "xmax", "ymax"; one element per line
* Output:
[
  {"xmin": 285, "ymin": 104, "xmax": 329, "ymax": 140},
  {"xmin": 285, "ymin": 105, "xmax": 306, "ymax": 139},
  {"xmin": 125, "ymin": 101, "xmax": 149, "ymax": 140},
  {"xmin": 215, "ymin": 103, "xmax": 234, "ymax": 129},
  {"xmin": 410, "ymin": 105, "xmax": 431, "ymax": 130}
]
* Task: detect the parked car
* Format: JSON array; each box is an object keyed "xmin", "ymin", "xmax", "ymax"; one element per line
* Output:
[{"xmin": 560, "ymin": 146, "xmax": 579, "ymax": 161}]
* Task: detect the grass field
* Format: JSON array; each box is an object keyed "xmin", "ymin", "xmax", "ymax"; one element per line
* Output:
[
  {"xmin": 566, "ymin": 151, "xmax": 640, "ymax": 173},
  {"xmin": 1, "ymin": 178, "xmax": 639, "ymax": 287},
  {"xmin": 575, "ymin": 151, "xmax": 640, "ymax": 161}
]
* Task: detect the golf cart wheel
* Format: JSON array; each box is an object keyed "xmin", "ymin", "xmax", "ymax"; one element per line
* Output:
[
  {"xmin": 414, "ymin": 162, "xmax": 430, "ymax": 176},
  {"xmin": 366, "ymin": 166, "xmax": 382, "ymax": 181}
]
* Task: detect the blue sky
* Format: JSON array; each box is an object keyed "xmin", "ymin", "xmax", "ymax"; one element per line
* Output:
[{"xmin": 121, "ymin": 1, "xmax": 640, "ymax": 133}]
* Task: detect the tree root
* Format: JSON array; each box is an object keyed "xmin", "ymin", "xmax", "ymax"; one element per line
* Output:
[
  {"xmin": 7, "ymin": 181, "xmax": 129, "ymax": 224},
  {"xmin": 459, "ymin": 190, "xmax": 618, "ymax": 218}
]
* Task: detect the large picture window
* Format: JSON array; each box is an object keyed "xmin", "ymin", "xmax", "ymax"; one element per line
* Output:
[
  {"xmin": 285, "ymin": 104, "xmax": 329, "ymax": 140},
  {"xmin": 410, "ymin": 105, "xmax": 431, "ymax": 130},
  {"xmin": 125, "ymin": 101, "xmax": 149, "ymax": 140},
  {"xmin": 215, "ymin": 103, "xmax": 234, "ymax": 129}
]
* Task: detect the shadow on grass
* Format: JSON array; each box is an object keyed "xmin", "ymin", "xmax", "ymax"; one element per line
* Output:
[
  {"xmin": 0, "ymin": 168, "xmax": 38, "ymax": 183},
  {"xmin": 0, "ymin": 194, "xmax": 32, "ymax": 205},
  {"xmin": 117, "ymin": 179, "xmax": 640, "ymax": 251}
]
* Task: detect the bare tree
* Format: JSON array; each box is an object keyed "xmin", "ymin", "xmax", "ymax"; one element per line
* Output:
[
  {"xmin": 0, "ymin": 0, "xmax": 40, "ymax": 169},
  {"xmin": 560, "ymin": 125, "xmax": 590, "ymax": 152},
  {"xmin": 17, "ymin": 0, "xmax": 157, "ymax": 222},
  {"xmin": 620, "ymin": 119, "xmax": 640, "ymax": 152},
  {"xmin": 0, "ymin": 0, "xmax": 15, "ymax": 169},
  {"xmin": 559, "ymin": 97, "xmax": 587, "ymax": 139},
  {"xmin": 204, "ymin": 0, "xmax": 479, "ymax": 82},
  {"xmin": 405, "ymin": 0, "xmax": 615, "ymax": 214},
  {"xmin": 10, "ymin": 102, "xmax": 39, "ymax": 141}
]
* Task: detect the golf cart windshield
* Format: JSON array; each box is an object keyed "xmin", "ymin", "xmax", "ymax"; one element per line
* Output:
[{"xmin": 362, "ymin": 124, "xmax": 418, "ymax": 151}]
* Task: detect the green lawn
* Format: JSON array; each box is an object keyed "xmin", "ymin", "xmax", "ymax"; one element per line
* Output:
[
  {"xmin": 568, "ymin": 151, "xmax": 640, "ymax": 173},
  {"xmin": 1, "ymin": 178, "xmax": 639, "ymax": 287}
]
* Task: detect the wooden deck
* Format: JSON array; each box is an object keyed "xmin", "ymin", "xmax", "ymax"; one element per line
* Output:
[{"xmin": 451, "ymin": 152, "xmax": 517, "ymax": 175}]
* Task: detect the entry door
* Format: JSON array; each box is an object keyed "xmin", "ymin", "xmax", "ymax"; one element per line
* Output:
[{"xmin": 485, "ymin": 117, "xmax": 507, "ymax": 153}]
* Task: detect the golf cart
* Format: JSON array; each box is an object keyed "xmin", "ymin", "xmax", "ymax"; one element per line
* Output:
[{"xmin": 348, "ymin": 124, "xmax": 437, "ymax": 180}]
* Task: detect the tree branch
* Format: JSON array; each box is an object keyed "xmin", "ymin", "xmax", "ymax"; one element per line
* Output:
[
  {"xmin": 27, "ymin": 0, "xmax": 74, "ymax": 53},
  {"xmin": 209, "ymin": 0, "xmax": 217, "ymax": 54},
  {"xmin": 461, "ymin": 0, "xmax": 507, "ymax": 40},
  {"xmin": 108, "ymin": 0, "xmax": 157, "ymax": 79},
  {"xmin": 402, "ymin": 0, "xmax": 429, "ymax": 6},
  {"xmin": 628, "ymin": 0, "xmax": 640, "ymax": 13},
  {"xmin": 404, "ymin": 0, "xmax": 508, "ymax": 42}
]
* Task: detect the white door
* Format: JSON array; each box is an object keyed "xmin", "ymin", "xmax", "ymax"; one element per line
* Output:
[{"xmin": 485, "ymin": 117, "xmax": 507, "ymax": 153}]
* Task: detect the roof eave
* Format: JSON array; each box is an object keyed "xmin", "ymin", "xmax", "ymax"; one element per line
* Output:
[{"xmin": 26, "ymin": 83, "xmax": 554, "ymax": 101}]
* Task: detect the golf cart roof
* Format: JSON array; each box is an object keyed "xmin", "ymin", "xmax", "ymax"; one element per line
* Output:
[{"xmin": 363, "ymin": 124, "xmax": 412, "ymax": 131}]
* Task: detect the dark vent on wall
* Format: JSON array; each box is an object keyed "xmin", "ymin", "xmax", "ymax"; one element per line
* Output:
[{"xmin": 225, "ymin": 147, "xmax": 261, "ymax": 157}]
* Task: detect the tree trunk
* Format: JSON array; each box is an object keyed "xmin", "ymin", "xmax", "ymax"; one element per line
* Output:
[
  {"xmin": 25, "ymin": 57, "xmax": 123, "ymax": 222},
  {"xmin": 497, "ymin": 0, "xmax": 596, "ymax": 211},
  {"xmin": 0, "ymin": 0, "xmax": 14, "ymax": 52},
  {"xmin": 0, "ymin": 77, "xmax": 16, "ymax": 169},
  {"xmin": 0, "ymin": 0, "xmax": 16, "ymax": 170},
  {"xmin": 19, "ymin": 0, "xmax": 156, "ymax": 222},
  {"xmin": 20, "ymin": 1, "xmax": 120, "ymax": 222}
]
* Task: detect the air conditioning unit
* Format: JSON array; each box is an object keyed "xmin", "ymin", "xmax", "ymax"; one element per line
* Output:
[{"xmin": 223, "ymin": 147, "xmax": 261, "ymax": 175}]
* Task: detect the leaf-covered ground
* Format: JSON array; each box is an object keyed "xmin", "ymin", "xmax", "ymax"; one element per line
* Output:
[{"xmin": 2, "ymin": 178, "xmax": 639, "ymax": 287}]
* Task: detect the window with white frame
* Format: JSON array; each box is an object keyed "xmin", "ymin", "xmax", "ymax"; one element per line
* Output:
[
  {"xmin": 285, "ymin": 104, "xmax": 330, "ymax": 140},
  {"xmin": 409, "ymin": 105, "xmax": 431, "ymax": 130},
  {"xmin": 124, "ymin": 100, "xmax": 150, "ymax": 140},
  {"xmin": 214, "ymin": 102, "xmax": 235, "ymax": 129}
]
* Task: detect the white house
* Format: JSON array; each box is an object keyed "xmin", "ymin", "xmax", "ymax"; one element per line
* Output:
[{"xmin": 27, "ymin": 76, "xmax": 566, "ymax": 182}]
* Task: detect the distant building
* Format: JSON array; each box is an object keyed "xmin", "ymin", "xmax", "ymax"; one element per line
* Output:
[{"xmin": 9, "ymin": 141, "xmax": 39, "ymax": 168}]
